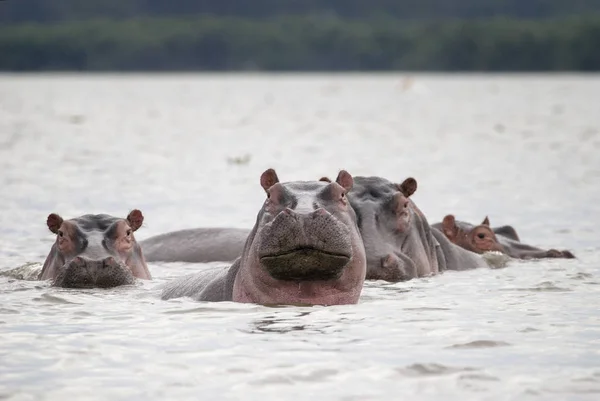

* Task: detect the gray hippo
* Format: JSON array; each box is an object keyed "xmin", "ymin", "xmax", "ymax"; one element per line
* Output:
[
  {"xmin": 39, "ymin": 210, "xmax": 152, "ymax": 288},
  {"xmin": 146, "ymin": 175, "xmax": 488, "ymax": 282},
  {"xmin": 161, "ymin": 169, "xmax": 367, "ymax": 305},
  {"xmin": 340, "ymin": 176, "xmax": 488, "ymax": 281},
  {"xmin": 432, "ymin": 215, "xmax": 576, "ymax": 259},
  {"xmin": 140, "ymin": 177, "xmax": 421, "ymax": 264},
  {"xmin": 141, "ymin": 227, "xmax": 249, "ymax": 263}
]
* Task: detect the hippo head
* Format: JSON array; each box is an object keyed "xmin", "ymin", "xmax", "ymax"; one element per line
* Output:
[
  {"xmin": 233, "ymin": 169, "xmax": 366, "ymax": 306},
  {"xmin": 347, "ymin": 176, "xmax": 430, "ymax": 282},
  {"xmin": 39, "ymin": 210, "xmax": 152, "ymax": 288},
  {"xmin": 441, "ymin": 215, "xmax": 505, "ymax": 254}
]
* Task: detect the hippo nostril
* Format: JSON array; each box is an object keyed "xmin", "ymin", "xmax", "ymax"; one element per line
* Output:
[
  {"xmin": 71, "ymin": 256, "xmax": 87, "ymax": 267},
  {"xmin": 312, "ymin": 208, "xmax": 327, "ymax": 218},
  {"xmin": 381, "ymin": 254, "xmax": 397, "ymax": 269},
  {"xmin": 102, "ymin": 257, "xmax": 117, "ymax": 268}
]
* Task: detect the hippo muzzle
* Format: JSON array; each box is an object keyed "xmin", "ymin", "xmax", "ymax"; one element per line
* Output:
[
  {"xmin": 54, "ymin": 255, "xmax": 135, "ymax": 289},
  {"xmin": 257, "ymin": 207, "xmax": 353, "ymax": 281}
]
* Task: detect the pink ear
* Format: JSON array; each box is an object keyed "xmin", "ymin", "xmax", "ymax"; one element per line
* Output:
[
  {"xmin": 127, "ymin": 209, "xmax": 144, "ymax": 232},
  {"xmin": 47, "ymin": 213, "xmax": 63, "ymax": 234},
  {"xmin": 319, "ymin": 176, "xmax": 332, "ymax": 183},
  {"xmin": 442, "ymin": 214, "xmax": 458, "ymax": 239},
  {"xmin": 335, "ymin": 170, "xmax": 353, "ymax": 192},
  {"xmin": 260, "ymin": 168, "xmax": 280, "ymax": 192},
  {"xmin": 397, "ymin": 177, "xmax": 417, "ymax": 197},
  {"xmin": 482, "ymin": 216, "xmax": 490, "ymax": 226}
]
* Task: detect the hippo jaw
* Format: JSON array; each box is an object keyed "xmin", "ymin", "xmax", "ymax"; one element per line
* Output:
[{"xmin": 259, "ymin": 246, "xmax": 351, "ymax": 281}]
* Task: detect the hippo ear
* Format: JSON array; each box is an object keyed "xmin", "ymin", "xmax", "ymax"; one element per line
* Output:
[
  {"xmin": 47, "ymin": 213, "xmax": 63, "ymax": 234},
  {"xmin": 335, "ymin": 170, "xmax": 353, "ymax": 192},
  {"xmin": 319, "ymin": 176, "xmax": 332, "ymax": 183},
  {"xmin": 397, "ymin": 177, "xmax": 417, "ymax": 197},
  {"xmin": 260, "ymin": 168, "xmax": 279, "ymax": 192},
  {"xmin": 441, "ymin": 214, "xmax": 458, "ymax": 240},
  {"xmin": 127, "ymin": 209, "xmax": 144, "ymax": 232},
  {"xmin": 482, "ymin": 216, "xmax": 490, "ymax": 226}
]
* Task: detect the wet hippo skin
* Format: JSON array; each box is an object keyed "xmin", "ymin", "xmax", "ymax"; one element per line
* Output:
[
  {"xmin": 432, "ymin": 215, "xmax": 576, "ymax": 259},
  {"xmin": 148, "ymin": 175, "xmax": 489, "ymax": 283},
  {"xmin": 161, "ymin": 169, "xmax": 367, "ymax": 305},
  {"xmin": 341, "ymin": 176, "xmax": 488, "ymax": 282},
  {"xmin": 39, "ymin": 210, "xmax": 152, "ymax": 288}
]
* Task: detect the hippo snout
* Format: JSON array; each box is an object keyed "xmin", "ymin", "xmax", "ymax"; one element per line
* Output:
[
  {"xmin": 257, "ymin": 207, "xmax": 353, "ymax": 281},
  {"xmin": 378, "ymin": 253, "xmax": 417, "ymax": 282},
  {"xmin": 54, "ymin": 256, "xmax": 135, "ymax": 289}
]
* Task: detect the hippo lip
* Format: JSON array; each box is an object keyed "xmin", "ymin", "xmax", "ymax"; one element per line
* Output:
[
  {"xmin": 259, "ymin": 247, "xmax": 352, "ymax": 281},
  {"xmin": 259, "ymin": 246, "xmax": 351, "ymax": 259}
]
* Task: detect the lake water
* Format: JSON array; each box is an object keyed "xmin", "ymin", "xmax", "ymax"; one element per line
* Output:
[{"xmin": 0, "ymin": 73, "xmax": 599, "ymax": 400}]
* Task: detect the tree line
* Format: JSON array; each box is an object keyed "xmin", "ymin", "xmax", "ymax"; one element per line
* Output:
[
  {"xmin": 2, "ymin": 15, "xmax": 600, "ymax": 71},
  {"xmin": 2, "ymin": 0, "xmax": 600, "ymax": 23}
]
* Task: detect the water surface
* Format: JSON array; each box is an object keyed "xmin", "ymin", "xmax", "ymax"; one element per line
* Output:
[{"xmin": 1, "ymin": 73, "xmax": 599, "ymax": 400}]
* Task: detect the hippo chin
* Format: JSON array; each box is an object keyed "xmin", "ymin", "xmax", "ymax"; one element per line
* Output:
[
  {"xmin": 39, "ymin": 210, "xmax": 152, "ymax": 288},
  {"xmin": 161, "ymin": 169, "xmax": 366, "ymax": 306},
  {"xmin": 343, "ymin": 176, "xmax": 488, "ymax": 282},
  {"xmin": 432, "ymin": 215, "xmax": 576, "ymax": 260}
]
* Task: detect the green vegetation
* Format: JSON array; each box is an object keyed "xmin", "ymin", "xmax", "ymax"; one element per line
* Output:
[
  {"xmin": 2, "ymin": 15, "xmax": 600, "ymax": 71},
  {"xmin": 3, "ymin": 0, "xmax": 600, "ymax": 23}
]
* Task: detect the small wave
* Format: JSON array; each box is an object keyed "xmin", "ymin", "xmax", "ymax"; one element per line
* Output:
[
  {"xmin": 507, "ymin": 281, "xmax": 572, "ymax": 292},
  {"xmin": 0, "ymin": 262, "xmax": 42, "ymax": 281},
  {"xmin": 569, "ymin": 272, "xmax": 594, "ymax": 280},
  {"xmin": 32, "ymin": 293, "xmax": 80, "ymax": 305},
  {"xmin": 396, "ymin": 363, "xmax": 478, "ymax": 377},
  {"xmin": 459, "ymin": 373, "xmax": 500, "ymax": 382},
  {"xmin": 447, "ymin": 340, "xmax": 511, "ymax": 349},
  {"xmin": 481, "ymin": 251, "xmax": 512, "ymax": 269}
]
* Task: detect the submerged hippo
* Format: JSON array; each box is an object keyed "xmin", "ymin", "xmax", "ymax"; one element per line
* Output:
[
  {"xmin": 432, "ymin": 215, "xmax": 576, "ymax": 259},
  {"xmin": 39, "ymin": 210, "xmax": 152, "ymax": 288},
  {"xmin": 140, "ymin": 177, "xmax": 422, "ymax": 265},
  {"xmin": 342, "ymin": 176, "xmax": 488, "ymax": 281},
  {"xmin": 161, "ymin": 169, "xmax": 367, "ymax": 305},
  {"xmin": 141, "ymin": 227, "xmax": 249, "ymax": 263}
]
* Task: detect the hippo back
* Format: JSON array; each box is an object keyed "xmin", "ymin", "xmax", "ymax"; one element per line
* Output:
[{"xmin": 161, "ymin": 259, "xmax": 241, "ymax": 301}]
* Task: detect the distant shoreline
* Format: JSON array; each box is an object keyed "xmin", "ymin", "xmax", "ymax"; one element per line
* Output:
[{"xmin": 2, "ymin": 16, "xmax": 600, "ymax": 72}]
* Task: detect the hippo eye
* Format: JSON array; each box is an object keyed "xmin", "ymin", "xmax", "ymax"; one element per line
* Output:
[
  {"xmin": 58, "ymin": 230, "xmax": 64, "ymax": 238},
  {"xmin": 126, "ymin": 229, "xmax": 132, "ymax": 236},
  {"xmin": 477, "ymin": 233, "xmax": 485, "ymax": 239}
]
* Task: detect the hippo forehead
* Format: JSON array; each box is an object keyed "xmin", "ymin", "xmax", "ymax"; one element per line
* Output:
[
  {"xmin": 350, "ymin": 176, "xmax": 398, "ymax": 202},
  {"xmin": 454, "ymin": 220, "xmax": 478, "ymax": 232},
  {"xmin": 69, "ymin": 214, "xmax": 123, "ymax": 233},
  {"xmin": 67, "ymin": 214, "xmax": 127, "ymax": 244},
  {"xmin": 62, "ymin": 215, "xmax": 127, "ymax": 256},
  {"xmin": 281, "ymin": 181, "xmax": 330, "ymax": 198}
]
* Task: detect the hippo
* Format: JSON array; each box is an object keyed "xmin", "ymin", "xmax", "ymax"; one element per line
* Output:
[
  {"xmin": 161, "ymin": 169, "xmax": 367, "ymax": 305},
  {"xmin": 140, "ymin": 177, "xmax": 421, "ymax": 265},
  {"xmin": 39, "ymin": 210, "xmax": 152, "ymax": 288},
  {"xmin": 141, "ymin": 227, "xmax": 249, "ymax": 263},
  {"xmin": 432, "ymin": 215, "xmax": 576, "ymax": 259},
  {"xmin": 340, "ymin": 176, "xmax": 488, "ymax": 281}
]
